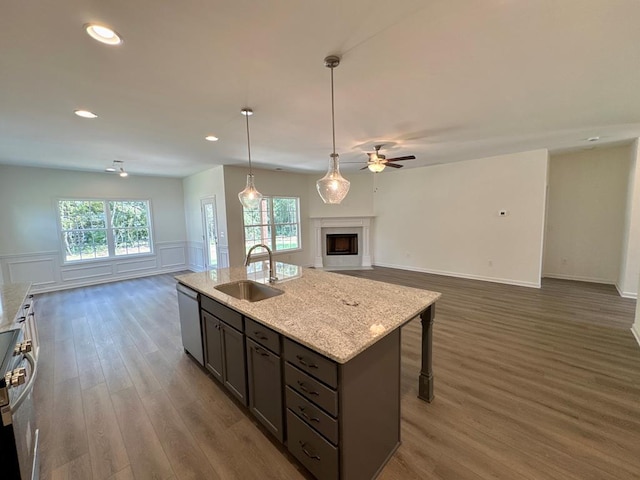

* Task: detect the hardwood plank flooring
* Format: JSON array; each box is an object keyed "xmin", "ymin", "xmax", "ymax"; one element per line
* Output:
[{"xmin": 32, "ymin": 268, "xmax": 640, "ymax": 479}]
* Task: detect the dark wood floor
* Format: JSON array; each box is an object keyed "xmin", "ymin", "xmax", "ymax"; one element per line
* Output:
[{"xmin": 32, "ymin": 268, "xmax": 640, "ymax": 480}]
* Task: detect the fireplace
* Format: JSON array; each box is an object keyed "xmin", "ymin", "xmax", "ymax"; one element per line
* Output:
[
  {"xmin": 326, "ymin": 234, "xmax": 358, "ymax": 256},
  {"xmin": 312, "ymin": 216, "xmax": 374, "ymax": 270}
]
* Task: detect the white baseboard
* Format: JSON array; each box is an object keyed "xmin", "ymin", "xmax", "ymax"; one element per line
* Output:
[
  {"xmin": 615, "ymin": 282, "xmax": 638, "ymax": 299},
  {"xmin": 632, "ymin": 323, "xmax": 640, "ymax": 348},
  {"xmin": 372, "ymin": 262, "xmax": 540, "ymax": 288},
  {"xmin": 542, "ymin": 273, "xmax": 615, "ymax": 285}
]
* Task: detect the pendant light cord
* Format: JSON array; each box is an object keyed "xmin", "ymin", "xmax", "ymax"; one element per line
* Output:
[
  {"xmin": 245, "ymin": 112, "xmax": 253, "ymax": 175},
  {"xmin": 330, "ymin": 66, "xmax": 336, "ymax": 157}
]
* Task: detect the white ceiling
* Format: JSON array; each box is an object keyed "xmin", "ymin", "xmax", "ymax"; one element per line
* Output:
[{"xmin": 2, "ymin": 0, "xmax": 640, "ymax": 178}]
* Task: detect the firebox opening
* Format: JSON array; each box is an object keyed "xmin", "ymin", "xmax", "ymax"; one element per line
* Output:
[{"xmin": 326, "ymin": 234, "xmax": 358, "ymax": 256}]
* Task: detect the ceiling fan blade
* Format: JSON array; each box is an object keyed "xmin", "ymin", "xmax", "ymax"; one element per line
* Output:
[
  {"xmin": 386, "ymin": 155, "xmax": 416, "ymax": 162},
  {"xmin": 385, "ymin": 163, "xmax": 403, "ymax": 168},
  {"xmin": 360, "ymin": 165, "xmax": 370, "ymax": 170}
]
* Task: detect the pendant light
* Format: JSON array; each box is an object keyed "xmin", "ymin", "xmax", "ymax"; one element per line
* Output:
[
  {"xmin": 316, "ymin": 55, "xmax": 350, "ymax": 204},
  {"xmin": 238, "ymin": 108, "xmax": 263, "ymax": 209}
]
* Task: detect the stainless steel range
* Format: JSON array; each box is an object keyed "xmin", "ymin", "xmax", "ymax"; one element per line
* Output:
[{"xmin": 0, "ymin": 328, "xmax": 39, "ymax": 480}]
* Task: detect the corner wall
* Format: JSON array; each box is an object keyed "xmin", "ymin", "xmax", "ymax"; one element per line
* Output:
[
  {"xmin": 223, "ymin": 166, "xmax": 314, "ymax": 267},
  {"xmin": 182, "ymin": 166, "xmax": 229, "ymax": 270},
  {"xmin": 543, "ymin": 146, "xmax": 630, "ymax": 284},
  {"xmin": 0, "ymin": 165, "xmax": 187, "ymax": 291},
  {"xmin": 372, "ymin": 149, "xmax": 549, "ymax": 287},
  {"xmin": 618, "ymin": 139, "xmax": 640, "ymax": 298}
]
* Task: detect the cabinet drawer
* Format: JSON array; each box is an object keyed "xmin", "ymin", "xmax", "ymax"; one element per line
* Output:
[
  {"xmin": 201, "ymin": 295, "xmax": 243, "ymax": 332},
  {"xmin": 245, "ymin": 318, "xmax": 280, "ymax": 354},
  {"xmin": 285, "ymin": 363, "xmax": 338, "ymax": 417},
  {"xmin": 284, "ymin": 339, "xmax": 337, "ymax": 388},
  {"xmin": 287, "ymin": 410, "xmax": 339, "ymax": 480},
  {"xmin": 286, "ymin": 386, "xmax": 338, "ymax": 445}
]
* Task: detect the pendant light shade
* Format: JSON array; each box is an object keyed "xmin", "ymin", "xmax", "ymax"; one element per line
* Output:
[
  {"xmin": 317, "ymin": 153, "xmax": 350, "ymax": 204},
  {"xmin": 316, "ymin": 55, "xmax": 350, "ymax": 204},
  {"xmin": 238, "ymin": 108, "xmax": 263, "ymax": 209}
]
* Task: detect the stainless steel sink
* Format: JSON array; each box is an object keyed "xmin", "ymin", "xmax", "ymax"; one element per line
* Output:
[{"xmin": 214, "ymin": 280, "xmax": 284, "ymax": 302}]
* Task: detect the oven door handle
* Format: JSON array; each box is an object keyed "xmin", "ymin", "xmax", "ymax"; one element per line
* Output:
[{"xmin": 11, "ymin": 352, "xmax": 37, "ymax": 413}]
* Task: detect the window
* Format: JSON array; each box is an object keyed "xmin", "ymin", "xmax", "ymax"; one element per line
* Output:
[
  {"xmin": 243, "ymin": 196, "xmax": 300, "ymax": 254},
  {"xmin": 58, "ymin": 199, "xmax": 152, "ymax": 262}
]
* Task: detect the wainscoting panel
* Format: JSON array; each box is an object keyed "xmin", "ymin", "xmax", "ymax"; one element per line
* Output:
[
  {"xmin": 4, "ymin": 253, "xmax": 57, "ymax": 286},
  {"xmin": 115, "ymin": 257, "xmax": 158, "ymax": 274},
  {"xmin": 187, "ymin": 241, "xmax": 205, "ymax": 271},
  {"xmin": 158, "ymin": 243, "xmax": 187, "ymax": 269},
  {"xmin": 61, "ymin": 262, "xmax": 114, "ymax": 281},
  {"xmin": 0, "ymin": 241, "xmax": 189, "ymax": 293}
]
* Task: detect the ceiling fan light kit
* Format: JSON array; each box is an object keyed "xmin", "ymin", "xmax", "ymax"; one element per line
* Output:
[
  {"xmin": 238, "ymin": 108, "xmax": 263, "ymax": 209},
  {"xmin": 360, "ymin": 144, "xmax": 417, "ymax": 172},
  {"xmin": 316, "ymin": 55, "xmax": 350, "ymax": 205}
]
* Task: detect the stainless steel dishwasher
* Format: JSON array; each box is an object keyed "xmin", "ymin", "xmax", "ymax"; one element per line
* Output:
[{"xmin": 176, "ymin": 283, "xmax": 204, "ymax": 366}]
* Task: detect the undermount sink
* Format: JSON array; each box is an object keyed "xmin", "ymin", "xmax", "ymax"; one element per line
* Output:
[{"xmin": 214, "ymin": 280, "xmax": 284, "ymax": 302}]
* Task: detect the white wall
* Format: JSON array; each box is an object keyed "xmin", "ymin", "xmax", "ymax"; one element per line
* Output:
[
  {"xmin": 223, "ymin": 166, "xmax": 313, "ymax": 267},
  {"xmin": 543, "ymin": 146, "xmax": 630, "ymax": 284},
  {"xmin": 372, "ymin": 149, "xmax": 549, "ymax": 287},
  {"xmin": 0, "ymin": 165, "xmax": 187, "ymax": 291},
  {"xmin": 617, "ymin": 139, "xmax": 640, "ymax": 298},
  {"xmin": 182, "ymin": 166, "xmax": 228, "ymax": 270}
]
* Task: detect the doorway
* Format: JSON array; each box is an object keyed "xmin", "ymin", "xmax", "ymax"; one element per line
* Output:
[{"xmin": 201, "ymin": 197, "xmax": 219, "ymax": 269}]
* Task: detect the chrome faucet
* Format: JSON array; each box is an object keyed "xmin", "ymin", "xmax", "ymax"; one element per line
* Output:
[{"xmin": 245, "ymin": 244, "xmax": 278, "ymax": 283}]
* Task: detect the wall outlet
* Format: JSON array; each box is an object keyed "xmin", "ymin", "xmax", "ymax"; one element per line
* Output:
[{"xmin": 498, "ymin": 210, "xmax": 508, "ymax": 217}]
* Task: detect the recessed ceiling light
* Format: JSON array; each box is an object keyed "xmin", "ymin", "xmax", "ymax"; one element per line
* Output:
[
  {"xmin": 205, "ymin": 135, "xmax": 219, "ymax": 142},
  {"xmin": 74, "ymin": 109, "xmax": 98, "ymax": 118},
  {"xmin": 587, "ymin": 136, "xmax": 600, "ymax": 142},
  {"xmin": 84, "ymin": 23, "xmax": 122, "ymax": 45}
]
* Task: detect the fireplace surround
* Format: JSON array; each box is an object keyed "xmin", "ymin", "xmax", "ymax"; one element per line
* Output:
[{"xmin": 312, "ymin": 216, "xmax": 373, "ymax": 269}]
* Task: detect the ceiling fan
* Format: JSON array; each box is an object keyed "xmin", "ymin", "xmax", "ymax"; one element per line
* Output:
[{"xmin": 360, "ymin": 144, "xmax": 416, "ymax": 172}]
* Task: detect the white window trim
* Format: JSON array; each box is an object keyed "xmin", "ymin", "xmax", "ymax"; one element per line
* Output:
[
  {"xmin": 57, "ymin": 198, "xmax": 155, "ymax": 264},
  {"xmin": 242, "ymin": 196, "xmax": 302, "ymax": 255}
]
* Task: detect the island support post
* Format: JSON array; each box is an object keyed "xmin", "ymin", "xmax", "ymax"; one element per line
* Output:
[{"xmin": 418, "ymin": 304, "xmax": 435, "ymax": 402}]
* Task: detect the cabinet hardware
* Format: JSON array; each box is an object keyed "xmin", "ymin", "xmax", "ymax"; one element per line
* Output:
[
  {"xmin": 255, "ymin": 346, "xmax": 269, "ymax": 357},
  {"xmin": 299, "ymin": 441, "xmax": 321, "ymax": 460},
  {"xmin": 253, "ymin": 331, "xmax": 268, "ymax": 341},
  {"xmin": 296, "ymin": 355, "xmax": 318, "ymax": 369},
  {"xmin": 297, "ymin": 406, "xmax": 320, "ymax": 422},
  {"xmin": 297, "ymin": 381, "xmax": 319, "ymax": 396},
  {"xmin": 17, "ymin": 316, "xmax": 26, "ymax": 323}
]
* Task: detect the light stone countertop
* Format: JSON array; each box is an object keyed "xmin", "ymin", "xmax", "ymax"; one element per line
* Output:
[
  {"xmin": 0, "ymin": 282, "xmax": 32, "ymax": 331},
  {"xmin": 176, "ymin": 262, "xmax": 441, "ymax": 364}
]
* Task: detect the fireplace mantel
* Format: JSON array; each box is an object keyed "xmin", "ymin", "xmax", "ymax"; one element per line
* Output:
[{"xmin": 311, "ymin": 216, "xmax": 374, "ymax": 269}]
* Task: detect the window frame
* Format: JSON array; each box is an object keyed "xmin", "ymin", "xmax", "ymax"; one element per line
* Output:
[
  {"xmin": 57, "ymin": 198, "xmax": 154, "ymax": 264},
  {"xmin": 242, "ymin": 196, "xmax": 302, "ymax": 256}
]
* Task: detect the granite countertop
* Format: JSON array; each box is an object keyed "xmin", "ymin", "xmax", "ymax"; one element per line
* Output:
[
  {"xmin": 0, "ymin": 282, "xmax": 32, "ymax": 331},
  {"xmin": 176, "ymin": 262, "xmax": 441, "ymax": 364}
]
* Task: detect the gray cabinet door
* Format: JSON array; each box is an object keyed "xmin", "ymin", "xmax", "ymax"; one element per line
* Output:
[
  {"xmin": 246, "ymin": 338, "xmax": 283, "ymax": 442},
  {"xmin": 221, "ymin": 323, "xmax": 247, "ymax": 405},
  {"xmin": 203, "ymin": 311, "xmax": 223, "ymax": 382}
]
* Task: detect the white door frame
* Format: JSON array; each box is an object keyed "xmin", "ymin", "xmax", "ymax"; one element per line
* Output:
[{"xmin": 201, "ymin": 196, "xmax": 219, "ymax": 269}]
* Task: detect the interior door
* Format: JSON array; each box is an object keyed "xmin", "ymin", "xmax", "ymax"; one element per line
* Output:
[{"xmin": 201, "ymin": 197, "xmax": 219, "ymax": 269}]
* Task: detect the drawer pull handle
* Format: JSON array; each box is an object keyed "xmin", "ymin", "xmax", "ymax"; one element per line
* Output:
[
  {"xmin": 253, "ymin": 331, "xmax": 269, "ymax": 341},
  {"xmin": 297, "ymin": 406, "xmax": 320, "ymax": 423},
  {"xmin": 297, "ymin": 381, "xmax": 319, "ymax": 396},
  {"xmin": 255, "ymin": 346, "xmax": 270, "ymax": 357},
  {"xmin": 296, "ymin": 355, "xmax": 318, "ymax": 369},
  {"xmin": 17, "ymin": 316, "xmax": 26, "ymax": 323},
  {"xmin": 299, "ymin": 441, "xmax": 321, "ymax": 460}
]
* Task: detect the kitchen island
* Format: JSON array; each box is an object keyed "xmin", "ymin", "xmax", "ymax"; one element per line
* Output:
[{"xmin": 176, "ymin": 263, "xmax": 440, "ymax": 480}]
